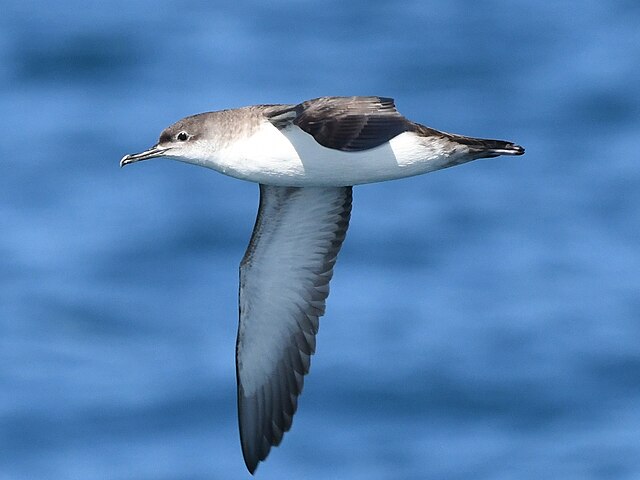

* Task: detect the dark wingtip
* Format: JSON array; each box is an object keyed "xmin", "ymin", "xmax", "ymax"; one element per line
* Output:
[
  {"xmin": 241, "ymin": 443, "xmax": 259, "ymax": 475},
  {"xmin": 239, "ymin": 428, "xmax": 260, "ymax": 474},
  {"xmin": 245, "ymin": 459, "xmax": 258, "ymax": 475}
]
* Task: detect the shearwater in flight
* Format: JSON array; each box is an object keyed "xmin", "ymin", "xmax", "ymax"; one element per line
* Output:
[{"xmin": 120, "ymin": 96, "xmax": 524, "ymax": 473}]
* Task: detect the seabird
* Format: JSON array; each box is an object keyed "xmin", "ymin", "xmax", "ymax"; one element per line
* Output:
[{"xmin": 120, "ymin": 96, "xmax": 524, "ymax": 473}]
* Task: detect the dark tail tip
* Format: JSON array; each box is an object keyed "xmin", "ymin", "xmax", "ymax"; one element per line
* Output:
[
  {"xmin": 443, "ymin": 131, "xmax": 525, "ymax": 158},
  {"xmin": 463, "ymin": 139, "xmax": 525, "ymax": 159},
  {"xmin": 490, "ymin": 142, "xmax": 525, "ymax": 156}
]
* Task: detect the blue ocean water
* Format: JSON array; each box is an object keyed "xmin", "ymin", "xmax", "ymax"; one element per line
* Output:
[{"xmin": 1, "ymin": 1, "xmax": 640, "ymax": 478}]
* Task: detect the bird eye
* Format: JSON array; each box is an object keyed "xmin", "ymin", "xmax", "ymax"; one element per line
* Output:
[{"xmin": 177, "ymin": 131, "xmax": 189, "ymax": 141}]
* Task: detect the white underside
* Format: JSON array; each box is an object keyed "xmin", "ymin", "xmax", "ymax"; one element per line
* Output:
[{"xmin": 181, "ymin": 121, "xmax": 467, "ymax": 186}]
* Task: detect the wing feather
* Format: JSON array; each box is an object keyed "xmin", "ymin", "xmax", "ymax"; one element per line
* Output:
[
  {"xmin": 236, "ymin": 184, "xmax": 352, "ymax": 473},
  {"xmin": 265, "ymin": 96, "xmax": 411, "ymax": 152}
]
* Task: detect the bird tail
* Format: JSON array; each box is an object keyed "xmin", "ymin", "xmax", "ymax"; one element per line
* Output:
[{"xmin": 447, "ymin": 134, "xmax": 525, "ymax": 159}]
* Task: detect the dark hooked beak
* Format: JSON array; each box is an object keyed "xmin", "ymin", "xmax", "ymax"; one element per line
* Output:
[{"xmin": 120, "ymin": 145, "xmax": 170, "ymax": 167}]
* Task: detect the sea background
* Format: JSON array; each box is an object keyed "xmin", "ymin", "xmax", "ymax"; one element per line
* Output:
[{"xmin": 1, "ymin": 1, "xmax": 639, "ymax": 479}]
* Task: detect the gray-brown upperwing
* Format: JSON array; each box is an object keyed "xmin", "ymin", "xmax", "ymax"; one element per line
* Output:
[
  {"xmin": 236, "ymin": 185, "xmax": 352, "ymax": 473},
  {"xmin": 266, "ymin": 96, "xmax": 411, "ymax": 152}
]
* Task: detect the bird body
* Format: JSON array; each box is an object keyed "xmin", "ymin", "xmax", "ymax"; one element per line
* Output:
[
  {"xmin": 174, "ymin": 116, "xmax": 463, "ymax": 186},
  {"xmin": 121, "ymin": 96, "xmax": 524, "ymax": 473}
]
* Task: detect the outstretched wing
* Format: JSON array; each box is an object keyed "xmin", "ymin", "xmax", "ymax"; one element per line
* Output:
[
  {"xmin": 236, "ymin": 185, "xmax": 352, "ymax": 473},
  {"xmin": 266, "ymin": 96, "xmax": 410, "ymax": 152}
]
